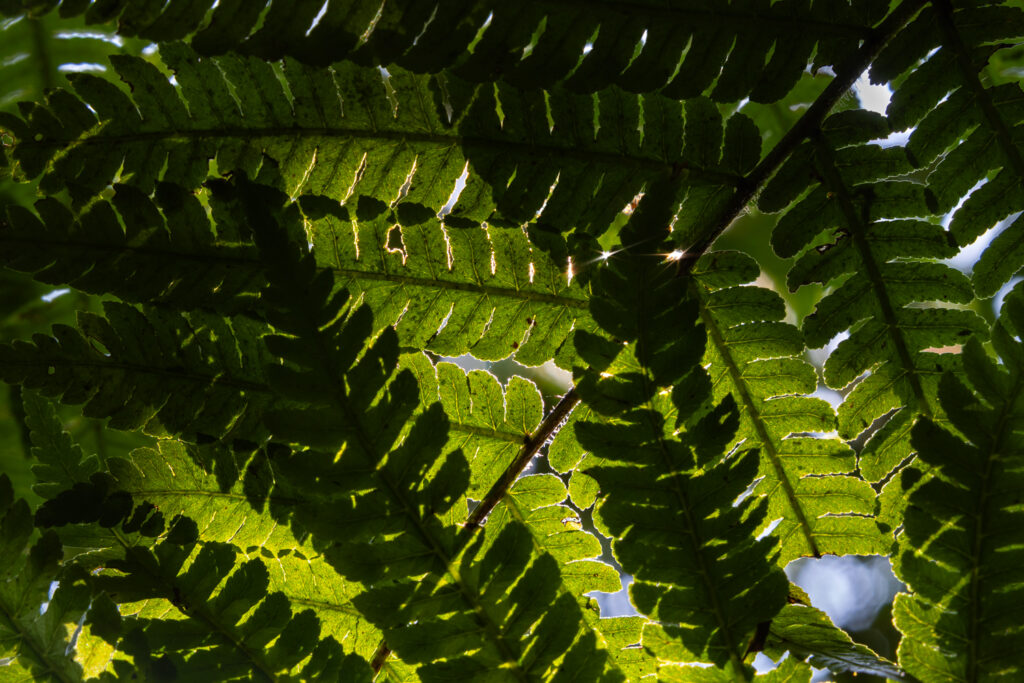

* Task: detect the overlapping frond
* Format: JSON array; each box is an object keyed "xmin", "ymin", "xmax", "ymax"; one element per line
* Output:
[
  {"xmin": 0, "ymin": 182, "xmax": 266, "ymax": 315},
  {"xmin": 0, "ymin": 43, "xmax": 736, "ymax": 249},
  {"xmin": 2, "ymin": 0, "xmax": 889, "ymax": 103},
  {"xmin": 571, "ymin": 188, "xmax": 788, "ymax": 678},
  {"xmin": 759, "ymin": 108, "xmax": 987, "ymax": 483},
  {"xmin": 38, "ymin": 504, "xmax": 372, "ymax": 681},
  {"xmin": 692, "ymin": 249, "xmax": 887, "ymax": 564},
  {"xmin": 241, "ymin": 175, "xmax": 620, "ymax": 681},
  {"xmin": 0, "ymin": 301, "xmax": 276, "ymax": 443},
  {"xmin": 24, "ymin": 386, "xmax": 386, "ymax": 664},
  {"xmin": 874, "ymin": 0, "xmax": 1024, "ymax": 298},
  {"xmin": 893, "ymin": 288, "xmax": 1024, "ymax": 682},
  {"xmin": 0, "ymin": 474, "xmax": 88, "ymax": 682},
  {"xmin": 763, "ymin": 586, "xmax": 902, "ymax": 679}
]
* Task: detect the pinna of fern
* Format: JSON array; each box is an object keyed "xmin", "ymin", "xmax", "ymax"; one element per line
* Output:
[
  {"xmin": 893, "ymin": 283, "xmax": 1024, "ymax": 683},
  {"xmin": 0, "ymin": 0, "xmax": 889, "ymax": 100}
]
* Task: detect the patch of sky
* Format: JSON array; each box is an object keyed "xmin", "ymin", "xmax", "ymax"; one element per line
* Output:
[
  {"xmin": 787, "ymin": 555, "xmax": 904, "ymax": 633},
  {"xmin": 41, "ymin": 288, "xmax": 70, "ymax": 302},
  {"xmin": 590, "ymin": 573, "xmax": 637, "ymax": 618},
  {"xmin": 853, "ymin": 75, "xmax": 915, "ymax": 148},
  {"xmin": 57, "ymin": 63, "xmax": 106, "ymax": 73},
  {"xmin": 55, "ymin": 31, "xmax": 124, "ymax": 47},
  {"xmin": 994, "ymin": 275, "xmax": 1024, "ymax": 314},
  {"xmin": 306, "ymin": 0, "xmax": 329, "ymax": 35}
]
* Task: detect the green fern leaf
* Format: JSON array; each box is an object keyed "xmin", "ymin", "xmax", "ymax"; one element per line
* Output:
[
  {"xmin": 0, "ymin": 302, "xmax": 276, "ymax": 443},
  {"xmin": 760, "ymin": 110, "xmax": 987, "ymax": 482},
  {"xmin": 893, "ymin": 301, "xmax": 1024, "ymax": 682},
  {"xmin": 1, "ymin": 0, "xmax": 888, "ymax": 103},
  {"xmin": 240, "ymin": 174, "xmax": 619, "ymax": 681},
  {"xmin": 573, "ymin": 189, "xmax": 787, "ymax": 677},
  {"xmin": 0, "ymin": 183, "xmax": 266, "ymax": 315},
  {"xmin": 0, "ymin": 475, "xmax": 89, "ymax": 682},
  {"xmin": 1, "ymin": 44, "xmax": 732, "ymax": 244},
  {"xmin": 21, "ymin": 387, "xmax": 100, "ymax": 498},
  {"xmin": 25, "ymin": 387, "xmax": 388, "ymax": 662},
  {"xmin": 0, "ymin": 11, "xmax": 140, "ymax": 112},
  {"xmin": 310, "ymin": 197, "xmax": 590, "ymax": 364},
  {"xmin": 763, "ymin": 591, "xmax": 902, "ymax": 679},
  {"xmin": 874, "ymin": 1, "xmax": 1024, "ymax": 297},
  {"xmin": 76, "ymin": 513, "xmax": 372, "ymax": 680},
  {"xmin": 692, "ymin": 249, "xmax": 888, "ymax": 564}
]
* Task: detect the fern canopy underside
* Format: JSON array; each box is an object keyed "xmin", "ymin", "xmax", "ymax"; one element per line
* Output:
[{"xmin": 0, "ymin": 1, "xmax": 1022, "ymax": 682}]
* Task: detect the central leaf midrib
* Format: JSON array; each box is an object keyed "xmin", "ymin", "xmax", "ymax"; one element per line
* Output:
[
  {"xmin": 22, "ymin": 125, "xmax": 742, "ymax": 186},
  {"xmin": 0, "ymin": 231, "xmax": 588, "ymax": 310},
  {"xmin": 692, "ymin": 281, "xmax": 821, "ymax": 560},
  {"xmin": 812, "ymin": 136, "xmax": 933, "ymax": 419},
  {"xmin": 633, "ymin": 277, "xmax": 749, "ymax": 677}
]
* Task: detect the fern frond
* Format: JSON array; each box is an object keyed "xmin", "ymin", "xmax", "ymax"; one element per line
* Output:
[
  {"xmin": 1, "ymin": 0, "xmax": 891, "ymax": 103},
  {"xmin": 0, "ymin": 44, "xmax": 464, "ymax": 208},
  {"xmin": 0, "ymin": 474, "xmax": 88, "ymax": 682},
  {"xmin": 56, "ymin": 510, "xmax": 373, "ymax": 680},
  {"xmin": 760, "ymin": 109, "xmax": 987, "ymax": 482},
  {"xmin": 692, "ymin": 250, "xmax": 888, "ymax": 564},
  {"xmin": 1, "ymin": 43, "xmax": 732, "ymax": 246},
  {"xmin": 874, "ymin": 0, "xmax": 1024, "ymax": 298},
  {"xmin": 892, "ymin": 292, "xmax": 1024, "ymax": 683},
  {"xmin": 2, "ymin": 178, "xmax": 587, "ymax": 364},
  {"xmin": 0, "ymin": 11, "xmax": 137, "ymax": 112},
  {"xmin": 1, "ymin": 183, "xmax": 267, "ymax": 315},
  {"xmin": 401, "ymin": 353, "xmax": 544, "ymax": 499},
  {"xmin": 763, "ymin": 586, "xmax": 902, "ymax": 679},
  {"xmin": 24, "ymin": 387, "xmax": 388, "ymax": 663},
  {"xmin": 572, "ymin": 188, "xmax": 787, "ymax": 677},
  {"xmin": 0, "ymin": 302, "xmax": 276, "ymax": 443},
  {"xmin": 241, "ymin": 175, "xmax": 619, "ymax": 681},
  {"xmin": 406, "ymin": 363, "xmax": 631, "ymax": 660},
  {"xmin": 310, "ymin": 197, "xmax": 590, "ymax": 364}
]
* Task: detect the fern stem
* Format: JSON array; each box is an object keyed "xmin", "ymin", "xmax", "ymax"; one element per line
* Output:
[
  {"xmin": 369, "ymin": 387, "xmax": 582, "ymax": 676},
  {"xmin": 810, "ymin": 135, "xmax": 933, "ymax": 419},
  {"xmin": 369, "ymin": 642, "xmax": 392, "ymax": 677},
  {"xmin": 28, "ymin": 17, "xmax": 55, "ymax": 92},
  {"xmin": 678, "ymin": 0, "xmax": 928, "ymax": 267},
  {"xmin": 691, "ymin": 280, "xmax": 822, "ymax": 559},
  {"xmin": 463, "ymin": 386, "xmax": 580, "ymax": 530},
  {"xmin": 931, "ymin": 0, "xmax": 1024, "ymax": 185}
]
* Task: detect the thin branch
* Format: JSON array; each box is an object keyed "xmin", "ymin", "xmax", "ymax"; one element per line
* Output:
[
  {"xmin": 370, "ymin": 386, "xmax": 581, "ymax": 676},
  {"xmin": 464, "ymin": 386, "xmax": 581, "ymax": 529},
  {"xmin": 678, "ymin": 0, "xmax": 929, "ymax": 272}
]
